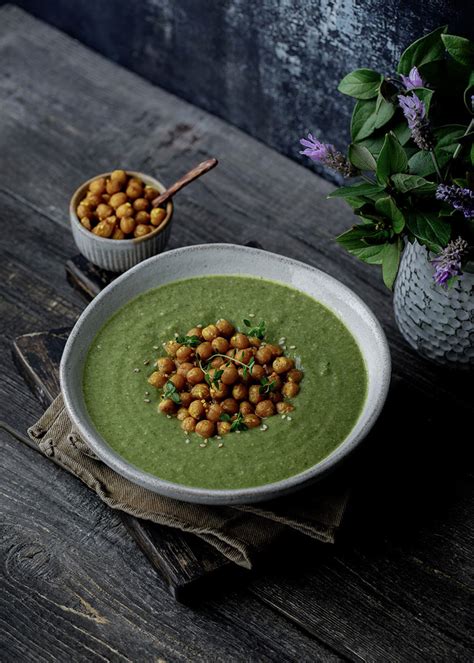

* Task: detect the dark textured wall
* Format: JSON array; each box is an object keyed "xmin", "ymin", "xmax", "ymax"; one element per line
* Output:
[{"xmin": 8, "ymin": 0, "xmax": 473, "ymax": 179}]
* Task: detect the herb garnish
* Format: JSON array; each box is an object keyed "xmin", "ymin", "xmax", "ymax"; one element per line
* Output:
[
  {"xmin": 204, "ymin": 368, "xmax": 224, "ymax": 390},
  {"xmin": 259, "ymin": 376, "xmax": 277, "ymax": 394},
  {"xmin": 229, "ymin": 412, "xmax": 248, "ymax": 432},
  {"xmin": 220, "ymin": 413, "xmax": 232, "ymax": 422},
  {"xmin": 242, "ymin": 356, "xmax": 255, "ymax": 380},
  {"xmin": 243, "ymin": 319, "xmax": 266, "ymax": 339},
  {"xmin": 176, "ymin": 335, "xmax": 201, "ymax": 347},
  {"xmin": 163, "ymin": 381, "xmax": 181, "ymax": 404}
]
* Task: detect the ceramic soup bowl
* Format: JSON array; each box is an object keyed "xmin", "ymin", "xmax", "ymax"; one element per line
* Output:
[{"xmin": 60, "ymin": 244, "xmax": 391, "ymax": 505}]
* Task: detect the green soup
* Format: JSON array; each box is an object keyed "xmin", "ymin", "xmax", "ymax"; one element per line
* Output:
[{"xmin": 83, "ymin": 276, "xmax": 367, "ymax": 489}]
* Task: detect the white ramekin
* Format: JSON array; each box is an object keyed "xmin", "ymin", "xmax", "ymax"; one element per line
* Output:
[{"xmin": 69, "ymin": 171, "xmax": 173, "ymax": 272}]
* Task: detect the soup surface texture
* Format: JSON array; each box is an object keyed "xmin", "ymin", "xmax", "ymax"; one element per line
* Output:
[{"xmin": 83, "ymin": 276, "xmax": 367, "ymax": 489}]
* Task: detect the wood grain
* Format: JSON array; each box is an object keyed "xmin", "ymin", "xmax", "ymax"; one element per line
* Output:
[{"xmin": 0, "ymin": 6, "xmax": 472, "ymax": 661}]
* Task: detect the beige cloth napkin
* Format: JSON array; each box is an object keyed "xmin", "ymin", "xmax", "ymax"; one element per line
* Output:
[{"xmin": 28, "ymin": 395, "xmax": 350, "ymax": 569}]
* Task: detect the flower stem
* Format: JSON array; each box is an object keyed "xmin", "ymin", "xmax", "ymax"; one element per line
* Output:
[
  {"xmin": 430, "ymin": 151, "xmax": 443, "ymax": 182},
  {"xmin": 361, "ymin": 174, "xmax": 376, "ymax": 184}
]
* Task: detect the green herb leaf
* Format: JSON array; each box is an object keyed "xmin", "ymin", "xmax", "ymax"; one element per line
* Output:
[
  {"xmin": 348, "ymin": 144, "xmax": 377, "ymax": 171},
  {"xmin": 408, "ymin": 125, "xmax": 466, "ymax": 176},
  {"xmin": 391, "ymin": 173, "xmax": 437, "ymax": 194},
  {"xmin": 220, "ymin": 413, "xmax": 232, "ymax": 422},
  {"xmin": 351, "ymin": 99, "xmax": 377, "ymax": 141},
  {"xmin": 374, "ymin": 92, "xmax": 396, "ymax": 129},
  {"xmin": 230, "ymin": 412, "xmax": 248, "ymax": 433},
  {"xmin": 382, "ymin": 239, "xmax": 402, "ymax": 290},
  {"xmin": 442, "ymin": 34, "xmax": 474, "ymax": 69},
  {"xmin": 328, "ymin": 182, "xmax": 384, "ymax": 200},
  {"xmin": 243, "ymin": 320, "xmax": 266, "ymax": 339},
  {"xmin": 376, "ymin": 133, "xmax": 408, "ymax": 184},
  {"xmin": 397, "ymin": 25, "xmax": 447, "ymax": 74},
  {"xmin": 375, "ymin": 196, "xmax": 406, "ymax": 233},
  {"xmin": 242, "ymin": 356, "xmax": 255, "ymax": 380},
  {"xmin": 338, "ymin": 69, "xmax": 383, "ymax": 99},
  {"xmin": 176, "ymin": 335, "xmax": 201, "ymax": 347},
  {"xmin": 406, "ymin": 211, "xmax": 451, "ymax": 252},
  {"xmin": 163, "ymin": 381, "xmax": 181, "ymax": 404},
  {"xmin": 259, "ymin": 377, "xmax": 277, "ymax": 395},
  {"xmin": 415, "ymin": 88, "xmax": 434, "ymax": 114}
]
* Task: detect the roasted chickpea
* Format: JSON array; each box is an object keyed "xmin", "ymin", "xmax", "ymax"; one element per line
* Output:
[
  {"xmin": 144, "ymin": 185, "xmax": 159, "ymax": 200},
  {"xmin": 126, "ymin": 182, "xmax": 143, "ymax": 199},
  {"xmin": 248, "ymin": 336, "xmax": 262, "ymax": 347},
  {"xmin": 85, "ymin": 192, "xmax": 102, "ymax": 207},
  {"xmin": 106, "ymin": 178, "xmax": 122, "ymax": 195},
  {"xmin": 276, "ymin": 402, "xmax": 294, "ymax": 414},
  {"xmin": 181, "ymin": 416, "xmax": 196, "ymax": 433},
  {"xmin": 217, "ymin": 421, "xmax": 232, "ymax": 436},
  {"xmin": 135, "ymin": 210, "xmax": 151, "ymax": 225},
  {"xmin": 176, "ymin": 407, "xmax": 189, "ymax": 421},
  {"xmin": 189, "ymin": 400, "xmax": 205, "ymax": 420},
  {"xmin": 101, "ymin": 193, "xmax": 110, "ymax": 202},
  {"xmin": 255, "ymin": 400, "xmax": 275, "ymax": 418},
  {"xmin": 92, "ymin": 221, "xmax": 114, "ymax": 238},
  {"xmin": 256, "ymin": 346, "xmax": 272, "ymax": 364},
  {"xmin": 287, "ymin": 369, "xmax": 304, "ymax": 383},
  {"xmin": 210, "ymin": 356, "xmax": 225, "ymax": 369},
  {"xmin": 273, "ymin": 357, "xmax": 295, "ymax": 374},
  {"xmin": 221, "ymin": 364, "xmax": 238, "ymax": 385},
  {"xmin": 112, "ymin": 227, "xmax": 126, "ymax": 239},
  {"xmin": 148, "ymin": 371, "xmax": 167, "ymax": 388},
  {"xmin": 164, "ymin": 340, "xmax": 181, "ymax": 357},
  {"xmin": 159, "ymin": 398, "xmax": 176, "ymax": 415},
  {"xmin": 96, "ymin": 203, "xmax": 113, "ymax": 220},
  {"xmin": 282, "ymin": 382, "xmax": 300, "ymax": 398},
  {"xmin": 110, "ymin": 169, "xmax": 128, "ymax": 186},
  {"xmin": 120, "ymin": 216, "xmax": 136, "ymax": 235},
  {"xmin": 250, "ymin": 363, "xmax": 266, "ymax": 381},
  {"xmin": 237, "ymin": 368, "xmax": 251, "ymax": 384},
  {"xmin": 89, "ymin": 177, "xmax": 106, "ymax": 195},
  {"xmin": 221, "ymin": 398, "xmax": 239, "ymax": 415},
  {"xmin": 211, "ymin": 337, "xmax": 229, "ymax": 354},
  {"xmin": 191, "ymin": 383, "xmax": 210, "ymax": 400},
  {"xmin": 232, "ymin": 383, "xmax": 248, "ymax": 401},
  {"xmin": 216, "ymin": 319, "xmax": 234, "ymax": 337},
  {"xmin": 133, "ymin": 197, "xmax": 149, "ymax": 212},
  {"xmin": 202, "ymin": 324, "xmax": 218, "ymax": 341},
  {"xmin": 80, "ymin": 217, "xmax": 92, "ymax": 231},
  {"xmin": 268, "ymin": 372, "xmax": 282, "ymax": 390},
  {"xmin": 207, "ymin": 403, "xmax": 223, "ymax": 422},
  {"xmin": 179, "ymin": 392, "xmax": 193, "ymax": 408},
  {"xmin": 196, "ymin": 342, "xmax": 213, "ymax": 361},
  {"xmin": 235, "ymin": 348, "xmax": 254, "ymax": 365},
  {"xmin": 177, "ymin": 361, "xmax": 194, "ymax": 377},
  {"xmin": 266, "ymin": 343, "xmax": 283, "ymax": 357},
  {"xmin": 195, "ymin": 420, "xmax": 215, "ymax": 439},
  {"xmin": 210, "ymin": 383, "xmax": 229, "ymax": 400},
  {"xmin": 77, "ymin": 202, "xmax": 93, "ymax": 219},
  {"xmin": 104, "ymin": 215, "xmax": 117, "ymax": 228},
  {"xmin": 150, "ymin": 207, "xmax": 167, "ymax": 226},
  {"xmin": 170, "ymin": 373, "xmax": 186, "ymax": 391},
  {"xmin": 176, "ymin": 345, "xmax": 194, "ymax": 362},
  {"xmin": 134, "ymin": 224, "xmax": 152, "ymax": 238},
  {"xmin": 230, "ymin": 333, "xmax": 250, "ymax": 349},
  {"xmin": 186, "ymin": 326, "xmax": 203, "ymax": 339},
  {"xmin": 269, "ymin": 391, "xmax": 283, "ymax": 404},
  {"xmin": 248, "ymin": 384, "xmax": 264, "ymax": 405},
  {"xmin": 116, "ymin": 202, "xmax": 134, "ymax": 219},
  {"xmin": 156, "ymin": 357, "xmax": 175, "ymax": 374},
  {"xmin": 186, "ymin": 367, "xmax": 205, "ymax": 385},
  {"xmin": 243, "ymin": 414, "xmax": 261, "ymax": 428},
  {"xmin": 239, "ymin": 401, "xmax": 254, "ymax": 416},
  {"xmin": 109, "ymin": 192, "xmax": 128, "ymax": 209}
]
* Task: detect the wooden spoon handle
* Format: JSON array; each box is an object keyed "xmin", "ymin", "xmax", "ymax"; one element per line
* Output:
[{"xmin": 152, "ymin": 158, "xmax": 218, "ymax": 207}]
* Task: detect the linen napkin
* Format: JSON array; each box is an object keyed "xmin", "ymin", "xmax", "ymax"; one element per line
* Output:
[{"xmin": 27, "ymin": 395, "xmax": 350, "ymax": 569}]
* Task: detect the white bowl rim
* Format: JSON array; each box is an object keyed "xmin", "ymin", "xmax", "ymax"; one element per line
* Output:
[{"xmin": 60, "ymin": 243, "xmax": 391, "ymax": 505}]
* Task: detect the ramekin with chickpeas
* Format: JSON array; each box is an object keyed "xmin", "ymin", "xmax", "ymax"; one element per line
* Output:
[{"xmin": 69, "ymin": 170, "xmax": 173, "ymax": 272}]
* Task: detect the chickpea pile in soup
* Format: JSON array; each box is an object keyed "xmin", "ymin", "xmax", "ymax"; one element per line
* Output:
[
  {"xmin": 147, "ymin": 318, "xmax": 304, "ymax": 440},
  {"xmin": 76, "ymin": 170, "xmax": 167, "ymax": 239}
]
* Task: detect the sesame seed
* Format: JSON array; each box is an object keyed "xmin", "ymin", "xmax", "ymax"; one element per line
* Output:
[
  {"xmin": 166, "ymin": 415, "xmax": 171, "ymax": 419},
  {"xmin": 153, "ymin": 345, "xmax": 159, "ymax": 350},
  {"xmin": 287, "ymin": 416, "xmax": 292, "ymax": 421},
  {"xmin": 145, "ymin": 391, "xmax": 150, "ymax": 395},
  {"xmin": 143, "ymin": 359, "xmax": 150, "ymax": 365},
  {"xmin": 281, "ymin": 414, "xmax": 286, "ymax": 419},
  {"xmin": 199, "ymin": 443, "xmax": 206, "ymax": 448},
  {"xmin": 216, "ymin": 435, "xmax": 222, "ymax": 440},
  {"xmin": 248, "ymin": 313, "xmax": 255, "ymax": 318},
  {"xmin": 289, "ymin": 345, "xmax": 296, "ymax": 349},
  {"xmin": 218, "ymin": 443, "xmax": 224, "ymax": 448},
  {"xmin": 185, "ymin": 439, "xmax": 190, "ymax": 444},
  {"xmin": 144, "ymin": 398, "xmax": 151, "ymax": 403},
  {"xmin": 260, "ymin": 424, "xmax": 268, "ymax": 431},
  {"xmin": 236, "ymin": 430, "xmax": 241, "ymax": 434},
  {"xmin": 133, "ymin": 368, "xmax": 140, "ymax": 373}
]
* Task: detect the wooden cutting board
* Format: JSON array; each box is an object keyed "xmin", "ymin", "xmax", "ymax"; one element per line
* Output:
[{"xmin": 12, "ymin": 255, "xmax": 245, "ymax": 602}]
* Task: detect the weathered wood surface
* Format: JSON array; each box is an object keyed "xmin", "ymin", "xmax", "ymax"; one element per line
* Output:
[{"xmin": 0, "ymin": 6, "xmax": 472, "ymax": 661}]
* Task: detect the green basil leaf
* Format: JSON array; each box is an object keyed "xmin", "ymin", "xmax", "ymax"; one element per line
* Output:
[
  {"xmin": 375, "ymin": 196, "xmax": 405, "ymax": 233},
  {"xmin": 338, "ymin": 69, "xmax": 383, "ymax": 99},
  {"xmin": 391, "ymin": 122, "xmax": 412, "ymax": 146},
  {"xmin": 408, "ymin": 125, "xmax": 466, "ymax": 176},
  {"xmin": 414, "ymin": 87, "xmax": 434, "ymax": 114},
  {"xmin": 382, "ymin": 239, "xmax": 402, "ymax": 290},
  {"xmin": 328, "ymin": 182, "xmax": 384, "ymax": 199},
  {"xmin": 351, "ymin": 99, "xmax": 377, "ymax": 141},
  {"xmin": 442, "ymin": 34, "xmax": 474, "ymax": 68},
  {"xmin": 377, "ymin": 133, "xmax": 408, "ymax": 184},
  {"xmin": 397, "ymin": 25, "xmax": 448, "ymax": 74},
  {"xmin": 406, "ymin": 211, "xmax": 451, "ymax": 252},
  {"xmin": 374, "ymin": 92, "xmax": 396, "ymax": 129},
  {"xmin": 464, "ymin": 71, "xmax": 474, "ymax": 115},
  {"xmin": 391, "ymin": 173, "xmax": 437, "ymax": 194},
  {"xmin": 348, "ymin": 144, "xmax": 377, "ymax": 171},
  {"xmin": 351, "ymin": 244, "xmax": 387, "ymax": 264}
]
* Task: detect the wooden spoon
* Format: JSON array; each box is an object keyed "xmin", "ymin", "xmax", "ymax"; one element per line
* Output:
[{"xmin": 151, "ymin": 158, "xmax": 218, "ymax": 208}]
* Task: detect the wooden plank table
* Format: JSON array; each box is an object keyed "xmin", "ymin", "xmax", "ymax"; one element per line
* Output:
[{"xmin": 0, "ymin": 6, "xmax": 472, "ymax": 661}]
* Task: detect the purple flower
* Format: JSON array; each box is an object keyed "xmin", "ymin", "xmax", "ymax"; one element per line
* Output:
[
  {"xmin": 436, "ymin": 184, "xmax": 474, "ymax": 219},
  {"xmin": 299, "ymin": 133, "xmax": 356, "ymax": 177},
  {"xmin": 431, "ymin": 237, "xmax": 469, "ymax": 287},
  {"xmin": 398, "ymin": 93, "xmax": 434, "ymax": 150},
  {"xmin": 400, "ymin": 66, "xmax": 424, "ymax": 90}
]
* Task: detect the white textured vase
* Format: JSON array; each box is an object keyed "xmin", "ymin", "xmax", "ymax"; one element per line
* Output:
[{"xmin": 394, "ymin": 240, "xmax": 474, "ymax": 366}]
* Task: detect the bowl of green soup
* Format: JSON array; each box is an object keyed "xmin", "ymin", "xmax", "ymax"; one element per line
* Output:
[{"xmin": 60, "ymin": 244, "xmax": 391, "ymax": 504}]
